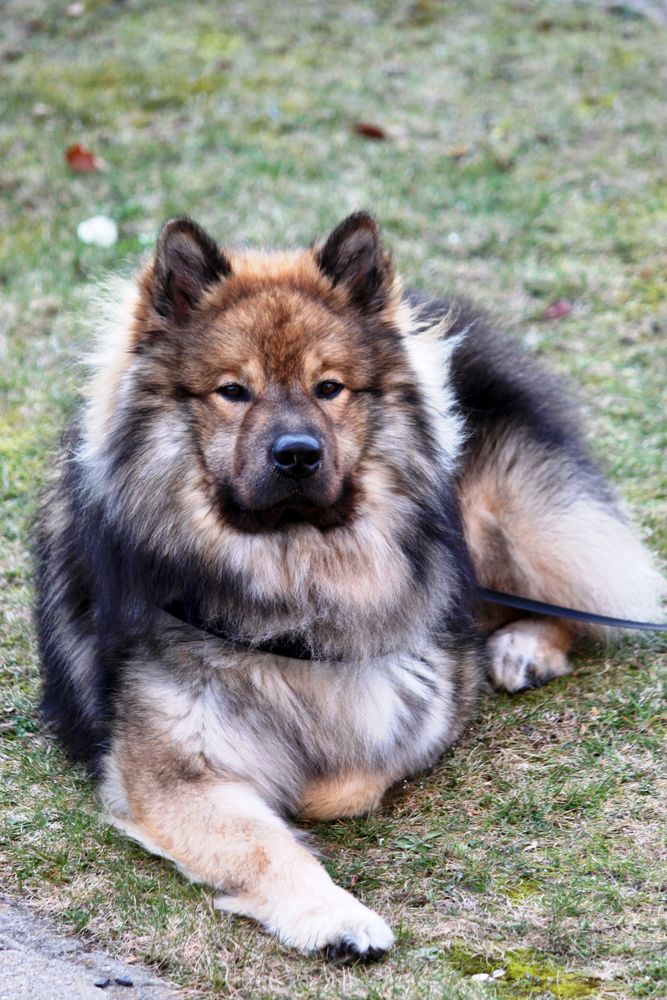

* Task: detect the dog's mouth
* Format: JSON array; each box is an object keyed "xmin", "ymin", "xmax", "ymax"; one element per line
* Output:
[{"xmin": 219, "ymin": 481, "xmax": 359, "ymax": 534}]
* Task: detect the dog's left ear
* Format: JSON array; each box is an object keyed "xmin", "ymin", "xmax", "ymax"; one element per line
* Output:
[
  {"xmin": 151, "ymin": 217, "xmax": 231, "ymax": 325},
  {"xmin": 315, "ymin": 212, "xmax": 396, "ymax": 313}
]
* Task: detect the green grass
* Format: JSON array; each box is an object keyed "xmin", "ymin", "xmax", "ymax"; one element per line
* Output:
[{"xmin": 1, "ymin": 0, "xmax": 666, "ymax": 996}]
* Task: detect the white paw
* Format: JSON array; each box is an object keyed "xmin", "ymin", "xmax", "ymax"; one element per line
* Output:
[
  {"xmin": 487, "ymin": 621, "xmax": 571, "ymax": 693},
  {"xmin": 215, "ymin": 884, "xmax": 394, "ymax": 961}
]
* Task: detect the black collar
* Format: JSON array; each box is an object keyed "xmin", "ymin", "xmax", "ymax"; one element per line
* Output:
[{"xmin": 163, "ymin": 601, "xmax": 316, "ymax": 660}]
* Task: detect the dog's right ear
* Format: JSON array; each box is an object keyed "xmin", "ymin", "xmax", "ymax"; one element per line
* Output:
[{"xmin": 150, "ymin": 217, "xmax": 231, "ymax": 325}]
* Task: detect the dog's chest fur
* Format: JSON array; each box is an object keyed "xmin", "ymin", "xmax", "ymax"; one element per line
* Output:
[{"xmin": 102, "ymin": 634, "xmax": 465, "ymax": 820}]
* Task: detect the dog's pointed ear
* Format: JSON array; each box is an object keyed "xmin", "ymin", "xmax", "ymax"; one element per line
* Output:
[
  {"xmin": 315, "ymin": 212, "xmax": 395, "ymax": 313},
  {"xmin": 150, "ymin": 217, "xmax": 232, "ymax": 325}
]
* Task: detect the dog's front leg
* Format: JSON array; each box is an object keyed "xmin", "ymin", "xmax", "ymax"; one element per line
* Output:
[{"xmin": 103, "ymin": 765, "xmax": 393, "ymax": 961}]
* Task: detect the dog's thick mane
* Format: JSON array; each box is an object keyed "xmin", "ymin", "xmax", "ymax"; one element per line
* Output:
[{"xmin": 71, "ymin": 265, "xmax": 470, "ymax": 657}]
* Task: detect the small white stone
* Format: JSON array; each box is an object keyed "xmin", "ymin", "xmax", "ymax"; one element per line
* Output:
[
  {"xmin": 470, "ymin": 972, "xmax": 491, "ymax": 982},
  {"xmin": 492, "ymin": 969, "xmax": 506, "ymax": 978},
  {"xmin": 77, "ymin": 215, "xmax": 118, "ymax": 248}
]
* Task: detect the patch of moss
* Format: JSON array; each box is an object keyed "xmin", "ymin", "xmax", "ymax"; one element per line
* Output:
[
  {"xmin": 446, "ymin": 944, "xmax": 603, "ymax": 998},
  {"xmin": 504, "ymin": 877, "xmax": 541, "ymax": 902}
]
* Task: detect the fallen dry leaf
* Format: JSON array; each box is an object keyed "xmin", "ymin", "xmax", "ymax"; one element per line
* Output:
[
  {"xmin": 444, "ymin": 144, "xmax": 470, "ymax": 160},
  {"xmin": 541, "ymin": 298, "xmax": 573, "ymax": 321},
  {"xmin": 65, "ymin": 143, "xmax": 104, "ymax": 172},
  {"xmin": 352, "ymin": 122, "xmax": 387, "ymax": 140}
]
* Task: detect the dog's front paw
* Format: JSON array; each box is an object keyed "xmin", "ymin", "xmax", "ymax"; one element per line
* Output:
[
  {"xmin": 487, "ymin": 620, "xmax": 571, "ymax": 693},
  {"xmin": 216, "ymin": 884, "xmax": 394, "ymax": 961},
  {"xmin": 311, "ymin": 891, "xmax": 394, "ymax": 963}
]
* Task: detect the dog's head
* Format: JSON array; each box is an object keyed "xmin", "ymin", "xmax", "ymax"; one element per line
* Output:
[
  {"xmin": 80, "ymin": 213, "xmax": 466, "ymax": 652},
  {"xmin": 131, "ymin": 212, "xmax": 411, "ymax": 533}
]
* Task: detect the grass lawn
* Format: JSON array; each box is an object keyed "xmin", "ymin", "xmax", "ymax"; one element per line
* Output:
[{"xmin": 1, "ymin": 1, "xmax": 665, "ymax": 997}]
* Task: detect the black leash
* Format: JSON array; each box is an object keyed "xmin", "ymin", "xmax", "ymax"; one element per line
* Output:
[
  {"xmin": 478, "ymin": 588, "xmax": 667, "ymax": 633},
  {"xmin": 165, "ymin": 590, "xmax": 666, "ymax": 663}
]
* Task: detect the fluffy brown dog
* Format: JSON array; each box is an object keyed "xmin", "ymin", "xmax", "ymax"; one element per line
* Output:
[{"xmin": 35, "ymin": 213, "xmax": 664, "ymax": 960}]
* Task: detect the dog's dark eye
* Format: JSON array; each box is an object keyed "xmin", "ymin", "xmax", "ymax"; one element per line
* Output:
[
  {"xmin": 315, "ymin": 380, "xmax": 344, "ymax": 400},
  {"xmin": 217, "ymin": 383, "xmax": 250, "ymax": 402}
]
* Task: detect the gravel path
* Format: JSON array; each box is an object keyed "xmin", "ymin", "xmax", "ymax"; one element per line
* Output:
[{"xmin": 0, "ymin": 900, "xmax": 180, "ymax": 1000}]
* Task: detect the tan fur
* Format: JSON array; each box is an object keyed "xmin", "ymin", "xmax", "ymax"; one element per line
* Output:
[
  {"xmin": 460, "ymin": 446, "xmax": 665, "ymax": 627},
  {"xmin": 113, "ymin": 780, "xmax": 394, "ymax": 952},
  {"xmin": 102, "ymin": 715, "xmax": 395, "ymax": 953},
  {"xmin": 298, "ymin": 772, "xmax": 392, "ymax": 821}
]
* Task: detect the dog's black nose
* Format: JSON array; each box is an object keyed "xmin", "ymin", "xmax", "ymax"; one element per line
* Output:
[{"xmin": 272, "ymin": 434, "xmax": 321, "ymax": 479}]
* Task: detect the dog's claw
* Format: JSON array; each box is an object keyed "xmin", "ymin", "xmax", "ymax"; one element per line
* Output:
[{"xmin": 323, "ymin": 937, "xmax": 388, "ymax": 964}]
